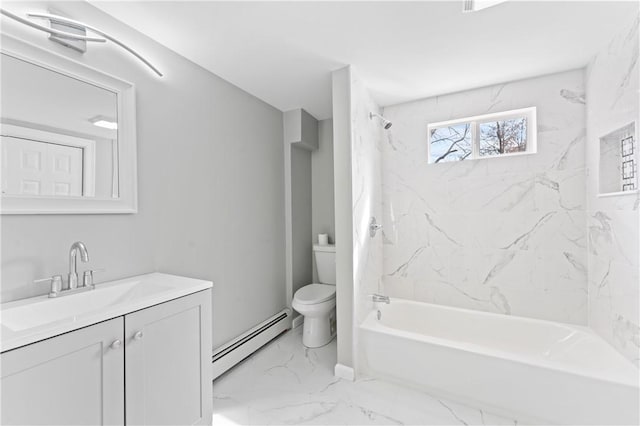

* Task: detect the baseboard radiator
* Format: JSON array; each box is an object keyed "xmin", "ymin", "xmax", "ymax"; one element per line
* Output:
[{"xmin": 212, "ymin": 308, "xmax": 292, "ymax": 380}]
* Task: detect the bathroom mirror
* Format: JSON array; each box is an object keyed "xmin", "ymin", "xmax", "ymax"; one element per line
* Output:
[
  {"xmin": 0, "ymin": 35, "xmax": 137, "ymax": 214},
  {"xmin": 599, "ymin": 122, "xmax": 637, "ymax": 196}
]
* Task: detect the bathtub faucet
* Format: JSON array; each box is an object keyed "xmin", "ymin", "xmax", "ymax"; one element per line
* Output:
[{"xmin": 371, "ymin": 294, "xmax": 390, "ymax": 304}]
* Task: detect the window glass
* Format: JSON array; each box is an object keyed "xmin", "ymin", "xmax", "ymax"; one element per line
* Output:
[
  {"xmin": 479, "ymin": 117, "xmax": 527, "ymax": 157},
  {"xmin": 429, "ymin": 123, "xmax": 472, "ymax": 163},
  {"xmin": 427, "ymin": 108, "xmax": 535, "ymax": 164}
]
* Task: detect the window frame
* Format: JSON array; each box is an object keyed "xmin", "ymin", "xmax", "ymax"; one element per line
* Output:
[{"xmin": 427, "ymin": 107, "xmax": 537, "ymax": 164}]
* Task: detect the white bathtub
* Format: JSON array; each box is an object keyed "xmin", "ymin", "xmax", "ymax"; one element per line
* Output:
[{"xmin": 360, "ymin": 299, "xmax": 639, "ymax": 425}]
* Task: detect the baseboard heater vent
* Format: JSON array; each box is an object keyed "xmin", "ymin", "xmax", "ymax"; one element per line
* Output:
[{"xmin": 212, "ymin": 308, "xmax": 292, "ymax": 380}]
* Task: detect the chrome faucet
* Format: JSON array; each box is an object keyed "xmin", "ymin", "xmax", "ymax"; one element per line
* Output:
[
  {"xmin": 68, "ymin": 241, "xmax": 89, "ymax": 289},
  {"xmin": 34, "ymin": 241, "xmax": 101, "ymax": 297},
  {"xmin": 371, "ymin": 294, "xmax": 390, "ymax": 304}
]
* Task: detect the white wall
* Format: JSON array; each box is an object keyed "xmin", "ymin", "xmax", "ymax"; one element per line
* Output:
[
  {"xmin": 350, "ymin": 71, "xmax": 384, "ymax": 324},
  {"xmin": 586, "ymin": 12, "xmax": 640, "ymax": 366},
  {"xmin": 382, "ymin": 69, "xmax": 588, "ymax": 324},
  {"xmin": 332, "ymin": 67, "xmax": 354, "ymax": 371},
  {"xmin": 0, "ymin": 1, "xmax": 286, "ymax": 349},
  {"xmin": 350, "ymin": 69, "xmax": 385, "ymax": 376},
  {"xmin": 331, "ymin": 66, "xmax": 385, "ymax": 377}
]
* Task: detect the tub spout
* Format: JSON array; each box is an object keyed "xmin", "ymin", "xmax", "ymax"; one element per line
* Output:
[{"xmin": 371, "ymin": 294, "xmax": 390, "ymax": 304}]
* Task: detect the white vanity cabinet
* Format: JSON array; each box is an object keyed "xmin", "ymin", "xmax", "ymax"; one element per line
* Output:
[
  {"xmin": 1, "ymin": 317, "xmax": 125, "ymax": 425},
  {"xmin": 1, "ymin": 285, "xmax": 212, "ymax": 426},
  {"xmin": 125, "ymin": 291, "xmax": 212, "ymax": 425}
]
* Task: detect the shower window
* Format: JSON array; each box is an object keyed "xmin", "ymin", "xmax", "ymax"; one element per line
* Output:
[
  {"xmin": 429, "ymin": 123, "xmax": 473, "ymax": 162},
  {"xmin": 428, "ymin": 107, "xmax": 536, "ymax": 164}
]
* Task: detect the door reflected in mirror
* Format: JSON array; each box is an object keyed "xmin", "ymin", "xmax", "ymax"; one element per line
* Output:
[{"xmin": 1, "ymin": 53, "xmax": 119, "ymax": 199}]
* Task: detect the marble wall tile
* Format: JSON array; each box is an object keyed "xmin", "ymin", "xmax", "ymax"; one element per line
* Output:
[
  {"xmin": 381, "ymin": 69, "xmax": 588, "ymax": 325},
  {"xmin": 349, "ymin": 69, "xmax": 384, "ymax": 330},
  {"xmin": 586, "ymin": 12, "xmax": 640, "ymax": 366},
  {"xmin": 351, "ymin": 14, "xmax": 639, "ymax": 369}
]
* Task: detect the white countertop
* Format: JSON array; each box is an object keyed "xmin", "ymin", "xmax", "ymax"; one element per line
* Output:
[{"xmin": 0, "ymin": 272, "xmax": 212, "ymax": 352}]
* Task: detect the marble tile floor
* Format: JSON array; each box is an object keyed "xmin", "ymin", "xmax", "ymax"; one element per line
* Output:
[{"xmin": 212, "ymin": 326, "xmax": 521, "ymax": 425}]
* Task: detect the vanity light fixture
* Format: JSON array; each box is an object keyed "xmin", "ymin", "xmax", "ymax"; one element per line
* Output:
[
  {"xmin": 89, "ymin": 115, "xmax": 118, "ymax": 130},
  {"xmin": 462, "ymin": 0, "xmax": 509, "ymax": 13},
  {"xmin": 0, "ymin": 8, "xmax": 105, "ymax": 42},
  {"xmin": 0, "ymin": 8, "xmax": 163, "ymax": 77}
]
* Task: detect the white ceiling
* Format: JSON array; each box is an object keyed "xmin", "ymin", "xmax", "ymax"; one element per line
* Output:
[{"xmin": 92, "ymin": 1, "xmax": 637, "ymax": 120}]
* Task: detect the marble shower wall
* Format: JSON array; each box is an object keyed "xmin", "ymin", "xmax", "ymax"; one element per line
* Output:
[
  {"xmin": 586, "ymin": 13, "xmax": 640, "ymax": 366},
  {"xmin": 382, "ymin": 70, "xmax": 588, "ymax": 324},
  {"xmin": 350, "ymin": 68, "xmax": 384, "ymax": 328}
]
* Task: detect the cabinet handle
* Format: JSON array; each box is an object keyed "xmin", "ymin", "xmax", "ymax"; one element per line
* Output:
[
  {"xmin": 110, "ymin": 339, "xmax": 122, "ymax": 350},
  {"xmin": 133, "ymin": 331, "xmax": 144, "ymax": 341}
]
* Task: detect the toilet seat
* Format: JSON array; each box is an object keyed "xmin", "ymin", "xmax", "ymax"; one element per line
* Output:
[{"xmin": 294, "ymin": 283, "xmax": 336, "ymax": 305}]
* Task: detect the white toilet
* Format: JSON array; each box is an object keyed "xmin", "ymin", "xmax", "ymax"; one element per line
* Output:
[{"xmin": 292, "ymin": 244, "xmax": 336, "ymax": 348}]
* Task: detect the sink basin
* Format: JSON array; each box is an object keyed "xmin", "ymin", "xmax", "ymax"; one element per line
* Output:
[
  {"xmin": 0, "ymin": 272, "xmax": 212, "ymax": 352},
  {"xmin": 1, "ymin": 280, "xmax": 171, "ymax": 331}
]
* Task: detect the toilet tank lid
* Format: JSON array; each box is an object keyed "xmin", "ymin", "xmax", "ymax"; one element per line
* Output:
[{"xmin": 313, "ymin": 244, "xmax": 335, "ymax": 253}]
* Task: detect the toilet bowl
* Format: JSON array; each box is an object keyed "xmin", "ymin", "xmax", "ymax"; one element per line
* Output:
[{"xmin": 292, "ymin": 244, "xmax": 336, "ymax": 348}]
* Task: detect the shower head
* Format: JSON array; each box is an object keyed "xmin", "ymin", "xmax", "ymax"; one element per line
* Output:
[{"xmin": 369, "ymin": 112, "xmax": 392, "ymax": 129}]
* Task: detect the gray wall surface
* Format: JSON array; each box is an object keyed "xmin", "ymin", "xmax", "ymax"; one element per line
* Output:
[
  {"xmin": 284, "ymin": 113, "xmax": 335, "ymax": 309},
  {"xmin": 312, "ymin": 119, "xmax": 335, "ymax": 242},
  {"xmin": 283, "ymin": 109, "xmax": 317, "ymax": 313},
  {"xmin": 291, "ymin": 146, "xmax": 313, "ymax": 297},
  {"xmin": 0, "ymin": 1, "xmax": 286, "ymax": 349},
  {"xmin": 312, "ymin": 119, "xmax": 335, "ymax": 282}
]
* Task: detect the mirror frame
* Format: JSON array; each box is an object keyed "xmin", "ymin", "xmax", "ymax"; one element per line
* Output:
[{"xmin": 1, "ymin": 34, "xmax": 137, "ymax": 214}]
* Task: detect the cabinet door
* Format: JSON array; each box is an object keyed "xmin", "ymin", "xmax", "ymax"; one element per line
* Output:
[
  {"xmin": 125, "ymin": 290, "xmax": 212, "ymax": 426},
  {"xmin": 1, "ymin": 318, "xmax": 125, "ymax": 425}
]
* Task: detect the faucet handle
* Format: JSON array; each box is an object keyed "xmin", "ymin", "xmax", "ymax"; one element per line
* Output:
[
  {"xmin": 34, "ymin": 275, "xmax": 64, "ymax": 298},
  {"xmin": 82, "ymin": 268, "xmax": 105, "ymax": 287}
]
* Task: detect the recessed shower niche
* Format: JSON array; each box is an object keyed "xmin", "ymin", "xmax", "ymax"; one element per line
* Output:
[{"xmin": 599, "ymin": 122, "xmax": 637, "ymax": 195}]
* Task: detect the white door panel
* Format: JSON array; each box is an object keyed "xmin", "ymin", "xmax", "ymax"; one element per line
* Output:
[{"xmin": 2, "ymin": 136, "xmax": 83, "ymax": 196}]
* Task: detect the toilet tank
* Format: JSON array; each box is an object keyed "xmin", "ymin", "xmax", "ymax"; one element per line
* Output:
[{"xmin": 313, "ymin": 244, "xmax": 336, "ymax": 285}]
